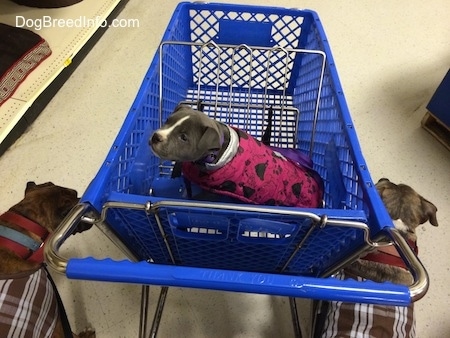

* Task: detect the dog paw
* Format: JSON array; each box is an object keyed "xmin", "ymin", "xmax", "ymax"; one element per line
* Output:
[{"xmin": 77, "ymin": 328, "xmax": 96, "ymax": 338}]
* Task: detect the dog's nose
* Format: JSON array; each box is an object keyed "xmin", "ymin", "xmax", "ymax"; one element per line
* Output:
[{"xmin": 151, "ymin": 132, "xmax": 162, "ymax": 144}]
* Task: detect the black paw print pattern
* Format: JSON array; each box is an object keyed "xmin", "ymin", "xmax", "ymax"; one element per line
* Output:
[{"xmin": 183, "ymin": 127, "xmax": 323, "ymax": 208}]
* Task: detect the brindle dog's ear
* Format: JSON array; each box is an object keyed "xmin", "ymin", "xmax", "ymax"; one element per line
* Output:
[
  {"xmin": 25, "ymin": 182, "xmax": 55, "ymax": 194},
  {"xmin": 375, "ymin": 178, "xmax": 391, "ymax": 196},
  {"xmin": 26, "ymin": 181, "xmax": 37, "ymax": 192},
  {"xmin": 421, "ymin": 197, "xmax": 438, "ymax": 227},
  {"xmin": 198, "ymin": 126, "xmax": 221, "ymax": 153}
]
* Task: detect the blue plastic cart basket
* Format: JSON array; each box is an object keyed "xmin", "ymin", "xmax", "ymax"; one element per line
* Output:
[{"xmin": 46, "ymin": 2, "xmax": 428, "ymax": 337}]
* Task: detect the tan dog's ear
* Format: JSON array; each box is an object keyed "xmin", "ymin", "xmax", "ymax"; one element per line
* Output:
[
  {"xmin": 421, "ymin": 197, "xmax": 438, "ymax": 226},
  {"xmin": 198, "ymin": 126, "xmax": 221, "ymax": 153}
]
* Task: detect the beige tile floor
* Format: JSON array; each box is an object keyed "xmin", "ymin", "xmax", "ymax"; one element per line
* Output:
[{"xmin": 1, "ymin": 0, "xmax": 449, "ymax": 337}]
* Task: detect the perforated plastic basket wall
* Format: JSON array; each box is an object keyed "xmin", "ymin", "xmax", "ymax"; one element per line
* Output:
[{"xmin": 81, "ymin": 2, "xmax": 391, "ymax": 276}]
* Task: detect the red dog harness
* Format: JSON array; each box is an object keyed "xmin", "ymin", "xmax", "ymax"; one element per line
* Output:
[
  {"xmin": 362, "ymin": 238, "xmax": 418, "ymax": 270},
  {"xmin": 0, "ymin": 211, "xmax": 49, "ymax": 264},
  {"xmin": 0, "ymin": 212, "xmax": 59, "ymax": 338},
  {"xmin": 182, "ymin": 127, "xmax": 323, "ymax": 208}
]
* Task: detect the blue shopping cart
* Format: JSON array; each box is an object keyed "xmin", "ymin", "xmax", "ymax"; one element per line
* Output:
[{"xmin": 45, "ymin": 2, "xmax": 428, "ymax": 337}]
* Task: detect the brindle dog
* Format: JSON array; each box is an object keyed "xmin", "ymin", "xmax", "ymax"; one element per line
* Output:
[
  {"xmin": 0, "ymin": 182, "xmax": 94, "ymax": 338},
  {"xmin": 345, "ymin": 178, "xmax": 438, "ymax": 285},
  {"xmin": 315, "ymin": 178, "xmax": 439, "ymax": 338}
]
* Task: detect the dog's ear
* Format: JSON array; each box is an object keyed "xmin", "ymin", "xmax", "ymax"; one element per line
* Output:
[
  {"xmin": 173, "ymin": 104, "xmax": 188, "ymax": 113},
  {"xmin": 26, "ymin": 181, "xmax": 37, "ymax": 192},
  {"xmin": 420, "ymin": 197, "xmax": 438, "ymax": 226},
  {"xmin": 25, "ymin": 182, "xmax": 57, "ymax": 195},
  {"xmin": 26, "ymin": 182, "xmax": 55, "ymax": 192},
  {"xmin": 198, "ymin": 126, "xmax": 221, "ymax": 152},
  {"xmin": 375, "ymin": 178, "xmax": 392, "ymax": 196}
]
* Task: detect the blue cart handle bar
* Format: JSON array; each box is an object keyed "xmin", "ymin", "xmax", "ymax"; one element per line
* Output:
[
  {"xmin": 45, "ymin": 203, "xmax": 428, "ymax": 306},
  {"xmin": 67, "ymin": 257, "xmax": 410, "ymax": 306}
]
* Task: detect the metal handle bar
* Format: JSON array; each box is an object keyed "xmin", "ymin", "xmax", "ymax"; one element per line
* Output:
[
  {"xmin": 45, "ymin": 203, "xmax": 429, "ymax": 304},
  {"xmin": 386, "ymin": 228, "xmax": 429, "ymax": 302},
  {"xmin": 45, "ymin": 203, "xmax": 92, "ymax": 273}
]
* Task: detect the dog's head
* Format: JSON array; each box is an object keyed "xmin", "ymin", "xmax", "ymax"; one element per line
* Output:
[
  {"xmin": 149, "ymin": 105, "xmax": 224, "ymax": 162},
  {"xmin": 376, "ymin": 178, "xmax": 438, "ymax": 240},
  {"xmin": 10, "ymin": 182, "xmax": 92, "ymax": 234}
]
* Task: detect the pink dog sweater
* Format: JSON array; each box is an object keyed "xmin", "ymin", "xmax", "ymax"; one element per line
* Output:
[{"xmin": 182, "ymin": 127, "xmax": 323, "ymax": 208}]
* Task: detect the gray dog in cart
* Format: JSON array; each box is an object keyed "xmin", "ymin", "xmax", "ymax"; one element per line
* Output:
[{"xmin": 150, "ymin": 105, "xmax": 324, "ymax": 208}]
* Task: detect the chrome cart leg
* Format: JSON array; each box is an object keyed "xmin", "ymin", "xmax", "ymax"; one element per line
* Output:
[
  {"xmin": 311, "ymin": 300, "xmax": 320, "ymax": 338},
  {"xmin": 289, "ymin": 297, "xmax": 303, "ymax": 338},
  {"xmin": 139, "ymin": 285, "xmax": 150, "ymax": 338},
  {"xmin": 148, "ymin": 286, "xmax": 169, "ymax": 338}
]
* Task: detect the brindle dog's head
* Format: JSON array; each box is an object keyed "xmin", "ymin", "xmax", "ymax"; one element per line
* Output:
[
  {"xmin": 376, "ymin": 178, "xmax": 438, "ymax": 241},
  {"xmin": 9, "ymin": 182, "xmax": 92, "ymax": 234},
  {"xmin": 346, "ymin": 178, "xmax": 439, "ymax": 285}
]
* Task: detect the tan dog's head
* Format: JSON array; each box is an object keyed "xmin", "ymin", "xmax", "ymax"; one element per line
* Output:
[
  {"xmin": 376, "ymin": 178, "xmax": 438, "ymax": 241},
  {"xmin": 9, "ymin": 182, "xmax": 92, "ymax": 234}
]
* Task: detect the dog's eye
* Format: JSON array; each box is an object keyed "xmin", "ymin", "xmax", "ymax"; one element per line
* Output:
[{"xmin": 179, "ymin": 133, "xmax": 188, "ymax": 142}]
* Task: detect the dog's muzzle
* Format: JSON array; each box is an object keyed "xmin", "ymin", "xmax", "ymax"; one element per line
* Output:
[{"xmin": 150, "ymin": 132, "xmax": 163, "ymax": 145}]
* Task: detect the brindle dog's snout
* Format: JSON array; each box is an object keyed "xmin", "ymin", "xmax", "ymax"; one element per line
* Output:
[{"xmin": 151, "ymin": 132, "xmax": 162, "ymax": 144}]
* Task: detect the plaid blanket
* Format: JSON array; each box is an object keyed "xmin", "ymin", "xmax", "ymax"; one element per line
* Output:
[
  {"xmin": 316, "ymin": 272, "xmax": 416, "ymax": 338},
  {"xmin": 0, "ymin": 267, "xmax": 58, "ymax": 338}
]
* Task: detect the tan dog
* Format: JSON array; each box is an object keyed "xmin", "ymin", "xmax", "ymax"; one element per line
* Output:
[
  {"xmin": 315, "ymin": 178, "xmax": 438, "ymax": 338},
  {"xmin": 0, "ymin": 182, "xmax": 94, "ymax": 338}
]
